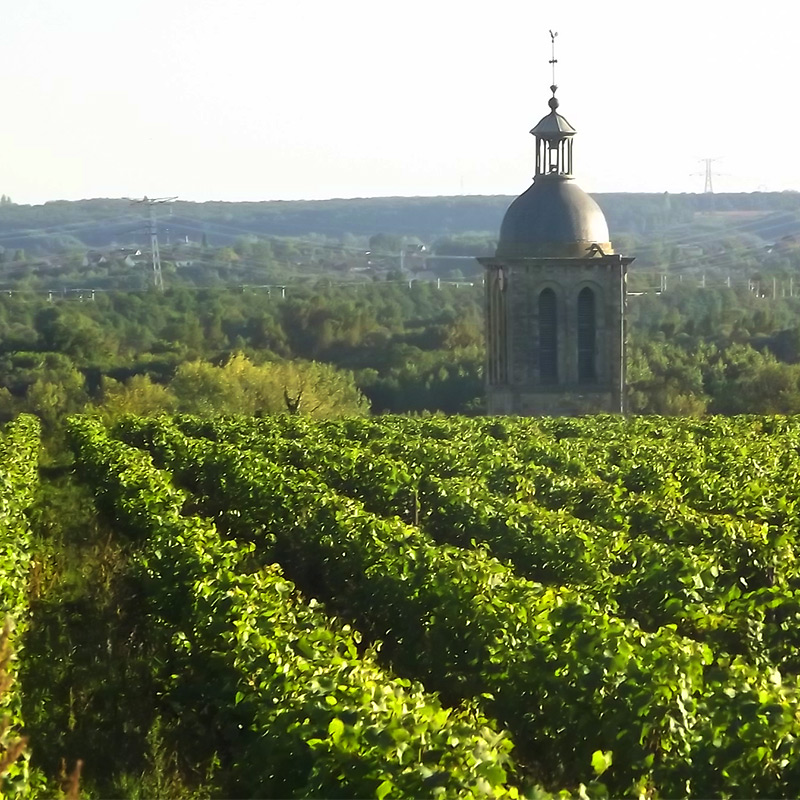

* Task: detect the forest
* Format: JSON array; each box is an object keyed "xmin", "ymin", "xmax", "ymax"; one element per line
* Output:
[
  {"xmin": 0, "ymin": 191, "xmax": 793, "ymax": 423},
  {"xmin": 0, "ymin": 279, "xmax": 794, "ymax": 428}
]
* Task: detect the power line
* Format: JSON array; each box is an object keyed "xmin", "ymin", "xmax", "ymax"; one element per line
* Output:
[
  {"xmin": 0, "ymin": 274, "xmax": 482, "ymax": 298},
  {"xmin": 0, "ymin": 214, "xmax": 144, "ymax": 244},
  {"xmin": 0, "ymin": 196, "xmax": 798, "ymax": 281}
]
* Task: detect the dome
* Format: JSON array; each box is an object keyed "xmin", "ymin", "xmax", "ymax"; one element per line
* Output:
[
  {"xmin": 496, "ymin": 177, "xmax": 612, "ymax": 258},
  {"xmin": 530, "ymin": 109, "xmax": 576, "ymax": 138}
]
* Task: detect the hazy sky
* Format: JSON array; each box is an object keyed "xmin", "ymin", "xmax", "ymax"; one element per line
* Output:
[{"xmin": 2, "ymin": 0, "xmax": 797, "ymax": 204}]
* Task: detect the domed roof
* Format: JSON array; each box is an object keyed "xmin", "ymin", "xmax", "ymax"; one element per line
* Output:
[
  {"xmin": 495, "ymin": 81, "xmax": 612, "ymax": 259},
  {"xmin": 530, "ymin": 107, "xmax": 576, "ymax": 138},
  {"xmin": 496, "ymin": 178, "xmax": 611, "ymax": 258}
]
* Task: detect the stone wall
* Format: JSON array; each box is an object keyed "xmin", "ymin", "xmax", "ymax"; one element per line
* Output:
[{"xmin": 481, "ymin": 253, "xmax": 629, "ymax": 417}]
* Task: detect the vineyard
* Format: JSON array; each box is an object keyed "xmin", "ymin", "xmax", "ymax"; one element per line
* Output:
[{"xmin": 6, "ymin": 413, "xmax": 800, "ymax": 797}]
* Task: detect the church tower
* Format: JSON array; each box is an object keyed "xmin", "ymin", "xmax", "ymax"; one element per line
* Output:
[{"xmin": 480, "ymin": 44, "xmax": 633, "ymax": 416}]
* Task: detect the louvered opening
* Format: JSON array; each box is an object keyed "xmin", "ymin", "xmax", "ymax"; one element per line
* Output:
[
  {"xmin": 539, "ymin": 288, "xmax": 558, "ymax": 384},
  {"xmin": 488, "ymin": 271, "xmax": 507, "ymax": 385},
  {"xmin": 577, "ymin": 287, "xmax": 596, "ymax": 383}
]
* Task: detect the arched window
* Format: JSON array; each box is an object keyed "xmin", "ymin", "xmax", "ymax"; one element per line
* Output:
[
  {"xmin": 538, "ymin": 288, "xmax": 558, "ymax": 384},
  {"xmin": 577, "ymin": 287, "xmax": 596, "ymax": 383}
]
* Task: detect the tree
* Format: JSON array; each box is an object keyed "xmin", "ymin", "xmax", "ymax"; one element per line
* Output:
[
  {"xmin": 263, "ymin": 360, "xmax": 369, "ymax": 417},
  {"xmin": 27, "ymin": 366, "xmax": 88, "ymax": 428},
  {"xmin": 170, "ymin": 359, "xmax": 251, "ymax": 415},
  {"xmin": 168, "ymin": 353, "xmax": 368, "ymax": 417},
  {"xmin": 97, "ymin": 375, "xmax": 177, "ymax": 421}
]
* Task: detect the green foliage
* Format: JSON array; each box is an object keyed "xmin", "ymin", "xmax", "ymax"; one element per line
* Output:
[
  {"xmin": 27, "ymin": 371, "xmax": 88, "ymax": 431},
  {"xmin": 98, "ymin": 374, "xmax": 178, "ymax": 420},
  {"xmin": 170, "ymin": 353, "xmax": 369, "ymax": 417},
  {"xmin": 111, "ymin": 413, "xmax": 800, "ymax": 797},
  {"xmin": 20, "ymin": 467, "xmax": 200, "ymax": 799},
  {"xmin": 0, "ymin": 283, "xmax": 487, "ymax": 425},
  {"xmin": 67, "ymin": 416, "xmax": 528, "ymax": 798},
  {"xmin": 0, "ymin": 415, "xmax": 45, "ymax": 796},
  {"xmin": 5, "ymin": 269, "xmax": 800, "ymax": 421},
  {"xmin": 113, "ymin": 721, "xmax": 218, "ymax": 800},
  {"xmin": 20, "ymin": 411, "xmax": 800, "ymax": 795}
]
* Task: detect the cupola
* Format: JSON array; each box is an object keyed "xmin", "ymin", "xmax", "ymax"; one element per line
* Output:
[{"xmin": 496, "ymin": 85, "xmax": 612, "ymax": 259}]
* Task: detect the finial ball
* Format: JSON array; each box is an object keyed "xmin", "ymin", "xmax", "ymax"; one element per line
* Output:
[{"xmin": 548, "ymin": 95, "xmax": 559, "ymax": 110}]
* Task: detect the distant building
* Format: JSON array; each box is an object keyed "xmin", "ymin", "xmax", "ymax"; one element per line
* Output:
[{"xmin": 479, "ymin": 83, "xmax": 633, "ymax": 415}]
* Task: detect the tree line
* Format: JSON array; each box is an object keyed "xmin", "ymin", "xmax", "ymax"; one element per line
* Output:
[{"xmin": 0, "ymin": 279, "xmax": 799, "ymax": 428}]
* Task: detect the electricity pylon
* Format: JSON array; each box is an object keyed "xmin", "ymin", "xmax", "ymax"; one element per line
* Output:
[
  {"xmin": 130, "ymin": 196, "xmax": 177, "ymax": 290},
  {"xmin": 699, "ymin": 158, "xmax": 721, "ymax": 194}
]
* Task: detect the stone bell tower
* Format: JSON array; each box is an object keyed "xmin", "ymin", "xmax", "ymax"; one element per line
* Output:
[{"xmin": 479, "ymin": 45, "xmax": 633, "ymax": 416}]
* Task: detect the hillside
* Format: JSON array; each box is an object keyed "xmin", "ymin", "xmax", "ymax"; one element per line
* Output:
[{"xmin": 2, "ymin": 192, "xmax": 800, "ymax": 251}]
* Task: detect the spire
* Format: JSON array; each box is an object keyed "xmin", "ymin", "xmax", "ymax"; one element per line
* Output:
[
  {"xmin": 531, "ymin": 31, "xmax": 575, "ymax": 179},
  {"xmin": 548, "ymin": 30, "xmax": 558, "ymax": 102}
]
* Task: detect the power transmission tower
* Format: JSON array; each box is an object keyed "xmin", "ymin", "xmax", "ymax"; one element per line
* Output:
[
  {"xmin": 699, "ymin": 158, "xmax": 721, "ymax": 193},
  {"xmin": 130, "ymin": 196, "xmax": 177, "ymax": 290}
]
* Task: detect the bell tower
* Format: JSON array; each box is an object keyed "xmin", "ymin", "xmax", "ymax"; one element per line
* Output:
[{"xmin": 480, "ymin": 34, "xmax": 633, "ymax": 416}]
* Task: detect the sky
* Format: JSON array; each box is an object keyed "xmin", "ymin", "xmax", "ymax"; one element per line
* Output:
[{"xmin": 1, "ymin": 0, "xmax": 798, "ymax": 205}]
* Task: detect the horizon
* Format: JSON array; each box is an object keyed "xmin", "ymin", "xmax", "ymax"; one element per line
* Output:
[{"xmin": 7, "ymin": 187, "xmax": 800, "ymax": 209}]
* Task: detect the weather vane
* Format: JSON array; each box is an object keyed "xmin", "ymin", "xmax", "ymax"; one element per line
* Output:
[{"xmin": 549, "ymin": 30, "xmax": 558, "ymax": 90}]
